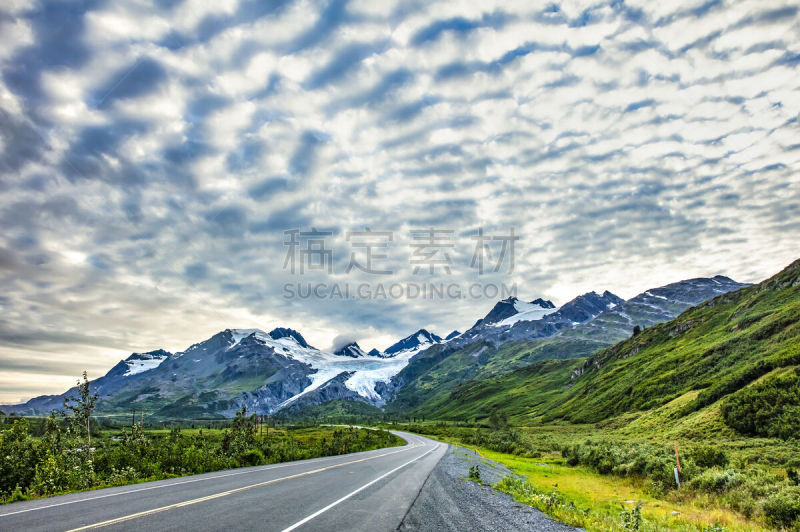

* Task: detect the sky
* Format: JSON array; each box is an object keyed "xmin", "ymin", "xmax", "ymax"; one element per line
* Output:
[{"xmin": 0, "ymin": 0, "xmax": 798, "ymax": 403}]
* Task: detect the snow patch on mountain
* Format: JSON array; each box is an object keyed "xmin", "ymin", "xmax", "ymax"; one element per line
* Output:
[
  {"xmin": 644, "ymin": 291, "xmax": 668, "ymax": 300},
  {"xmin": 333, "ymin": 342, "xmax": 368, "ymax": 358},
  {"xmin": 229, "ymin": 328, "xmax": 263, "ymax": 346},
  {"xmin": 222, "ymin": 331, "xmax": 425, "ymax": 408},
  {"xmin": 122, "ymin": 352, "xmax": 171, "ymax": 376},
  {"xmin": 382, "ymin": 329, "xmax": 442, "ymax": 357},
  {"xmin": 493, "ymin": 299, "xmax": 560, "ymax": 327}
]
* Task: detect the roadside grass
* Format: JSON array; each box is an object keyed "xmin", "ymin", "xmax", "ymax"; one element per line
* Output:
[{"xmin": 423, "ymin": 433, "xmax": 768, "ymax": 531}]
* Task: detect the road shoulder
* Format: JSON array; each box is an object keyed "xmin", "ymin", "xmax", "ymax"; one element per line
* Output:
[{"xmin": 399, "ymin": 444, "xmax": 581, "ymax": 531}]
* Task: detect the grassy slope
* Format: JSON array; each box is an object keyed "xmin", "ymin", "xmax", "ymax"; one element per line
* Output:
[
  {"xmin": 552, "ymin": 258, "xmax": 800, "ymax": 424},
  {"xmin": 413, "ymin": 259, "xmax": 800, "ymax": 431},
  {"xmin": 385, "ymin": 280, "xmax": 745, "ymax": 418},
  {"xmin": 413, "ymin": 358, "xmax": 580, "ymax": 421},
  {"xmin": 393, "ymin": 262, "xmax": 800, "ymax": 530},
  {"xmin": 386, "ymin": 337, "xmax": 602, "ymax": 415}
]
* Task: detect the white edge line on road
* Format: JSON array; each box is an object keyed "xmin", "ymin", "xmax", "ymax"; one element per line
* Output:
[
  {"xmin": 281, "ymin": 442, "xmax": 441, "ymax": 532},
  {"xmin": 0, "ymin": 432, "xmax": 418, "ymax": 519}
]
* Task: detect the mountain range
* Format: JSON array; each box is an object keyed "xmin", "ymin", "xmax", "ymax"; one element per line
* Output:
[
  {"xmin": 411, "ymin": 259, "xmax": 800, "ymax": 431},
  {"xmin": 1, "ymin": 273, "xmax": 750, "ymax": 419}
]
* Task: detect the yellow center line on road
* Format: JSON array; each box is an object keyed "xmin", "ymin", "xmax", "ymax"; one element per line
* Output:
[{"xmin": 66, "ymin": 441, "xmax": 427, "ymax": 531}]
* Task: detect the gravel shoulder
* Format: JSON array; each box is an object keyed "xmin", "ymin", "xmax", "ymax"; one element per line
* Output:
[{"xmin": 399, "ymin": 444, "xmax": 581, "ymax": 531}]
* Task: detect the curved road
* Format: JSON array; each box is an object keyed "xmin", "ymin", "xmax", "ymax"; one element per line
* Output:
[{"xmin": 0, "ymin": 431, "xmax": 446, "ymax": 531}]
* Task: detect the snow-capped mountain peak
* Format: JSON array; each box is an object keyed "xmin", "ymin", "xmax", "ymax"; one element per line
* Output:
[
  {"xmin": 493, "ymin": 298, "xmax": 559, "ymax": 327},
  {"xmin": 228, "ymin": 328, "xmax": 265, "ymax": 346},
  {"xmin": 268, "ymin": 327, "xmax": 310, "ymax": 348},
  {"xmin": 333, "ymin": 342, "xmax": 367, "ymax": 358},
  {"xmin": 121, "ymin": 349, "xmax": 172, "ymax": 376},
  {"xmin": 224, "ymin": 327, "xmax": 311, "ymax": 350},
  {"xmin": 383, "ymin": 329, "xmax": 442, "ymax": 357},
  {"xmin": 445, "ymin": 330, "xmax": 461, "ymax": 340}
]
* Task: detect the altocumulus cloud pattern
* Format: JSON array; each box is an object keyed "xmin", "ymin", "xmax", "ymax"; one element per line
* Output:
[{"xmin": 0, "ymin": 0, "xmax": 798, "ymax": 401}]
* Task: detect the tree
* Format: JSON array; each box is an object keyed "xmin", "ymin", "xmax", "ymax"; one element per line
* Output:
[
  {"xmin": 222, "ymin": 406, "xmax": 257, "ymax": 460},
  {"xmin": 633, "ymin": 325, "xmax": 641, "ymax": 336},
  {"xmin": 43, "ymin": 412, "xmax": 64, "ymax": 456},
  {"xmin": 0, "ymin": 418, "xmax": 39, "ymax": 496},
  {"xmin": 63, "ymin": 371, "xmax": 98, "ymax": 464},
  {"xmin": 489, "ymin": 410, "xmax": 509, "ymax": 430}
]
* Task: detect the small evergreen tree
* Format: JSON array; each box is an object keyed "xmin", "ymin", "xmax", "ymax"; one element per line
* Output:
[{"xmin": 63, "ymin": 372, "xmax": 98, "ymax": 466}]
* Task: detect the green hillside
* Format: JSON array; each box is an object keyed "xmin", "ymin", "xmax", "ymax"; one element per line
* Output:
[
  {"xmin": 386, "ymin": 336, "xmax": 619, "ymax": 415},
  {"xmin": 410, "ymin": 259, "xmax": 800, "ymax": 437},
  {"xmin": 385, "ymin": 277, "xmax": 748, "ymax": 418},
  {"xmin": 551, "ymin": 258, "xmax": 800, "ymax": 425},
  {"xmin": 276, "ymin": 399, "xmax": 384, "ymax": 422},
  {"xmin": 412, "ymin": 358, "xmax": 581, "ymax": 421}
]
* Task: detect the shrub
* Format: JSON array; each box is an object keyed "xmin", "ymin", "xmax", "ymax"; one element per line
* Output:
[
  {"xmin": 692, "ymin": 445, "xmax": 729, "ymax": 468},
  {"xmin": 0, "ymin": 419, "xmax": 42, "ymax": 497},
  {"xmin": 721, "ymin": 368, "xmax": 800, "ymax": 439},
  {"xmin": 468, "ymin": 465, "xmax": 481, "ymax": 482},
  {"xmin": 240, "ymin": 448, "xmax": 265, "ymax": 466},
  {"xmin": 762, "ymin": 485, "xmax": 800, "ymax": 529},
  {"xmin": 620, "ymin": 503, "xmax": 642, "ymax": 531},
  {"xmin": 690, "ymin": 468, "xmax": 742, "ymax": 493}
]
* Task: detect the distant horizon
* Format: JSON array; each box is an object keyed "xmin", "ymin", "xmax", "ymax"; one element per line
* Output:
[{"xmin": 2, "ymin": 257, "xmax": 788, "ymax": 405}]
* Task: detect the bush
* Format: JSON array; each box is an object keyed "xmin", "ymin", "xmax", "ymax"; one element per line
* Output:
[
  {"xmin": 0, "ymin": 419, "xmax": 42, "ymax": 497},
  {"xmin": 692, "ymin": 445, "xmax": 729, "ymax": 468},
  {"xmin": 240, "ymin": 448, "xmax": 265, "ymax": 466},
  {"xmin": 460, "ymin": 428, "xmax": 542, "ymax": 457},
  {"xmin": 619, "ymin": 503, "xmax": 642, "ymax": 531},
  {"xmin": 721, "ymin": 368, "xmax": 800, "ymax": 439},
  {"xmin": 561, "ymin": 441, "xmax": 687, "ymax": 493},
  {"xmin": 468, "ymin": 465, "xmax": 481, "ymax": 482},
  {"xmin": 690, "ymin": 468, "xmax": 742, "ymax": 493},
  {"xmin": 762, "ymin": 485, "xmax": 800, "ymax": 529}
]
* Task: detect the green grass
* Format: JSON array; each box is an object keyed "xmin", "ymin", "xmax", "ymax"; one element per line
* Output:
[{"xmin": 413, "ymin": 428, "xmax": 776, "ymax": 531}]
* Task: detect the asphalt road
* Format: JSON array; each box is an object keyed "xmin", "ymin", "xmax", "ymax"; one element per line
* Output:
[{"xmin": 0, "ymin": 431, "xmax": 446, "ymax": 532}]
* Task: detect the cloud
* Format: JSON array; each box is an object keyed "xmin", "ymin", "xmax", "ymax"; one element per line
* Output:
[
  {"xmin": 3, "ymin": 1, "xmax": 95, "ymax": 113},
  {"xmin": 204, "ymin": 205, "xmax": 250, "ymax": 237},
  {"xmin": 90, "ymin": 57, "xmax": 167, "ymax": 108},
  {"xmin": 410, "ymin": 11, "xmax": 513, "ymax": 46},
  {"xmin": 0, "ymin": 109, "xmax": 46, "ymax": 174},
  {"xmin": 289, "ymin": 130, "xmax": 329, "ymax": 177},
  {"xmin": 282, "ymin": 0, "xmax": 351, "ymax": 54},
  {"xmin": 0, "ymin": 0, "xmax": 799, "ymax": 401},
  {"xmin": 304, "ymin": 41, "xmax": 381, "ymax": 89}
]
